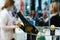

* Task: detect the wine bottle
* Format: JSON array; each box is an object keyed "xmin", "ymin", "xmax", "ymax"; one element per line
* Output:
[
  {"xmin": 50, "ymin": 25, "xmax": 55, "ymax": 40},
  {"xmin": 16, "ymin": 12, "xmax": 39, "ymax": 34},
  {"xmin": 50, "ymin": 25, "xmax": 55, "ymax": 35}
]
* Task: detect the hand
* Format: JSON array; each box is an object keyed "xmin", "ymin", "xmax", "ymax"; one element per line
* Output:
[{"xmin": 15, "ymin": 21, "xmax": 22, "ymax": 27}]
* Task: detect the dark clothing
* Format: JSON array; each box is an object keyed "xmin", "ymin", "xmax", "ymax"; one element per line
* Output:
[
  {"xmin": 27, "ymin": 34, "xmax": 36, "ymax": 40},
  {"xmin": 37, "ymin": 14, "xmax": 60, "ymax": 27},
  {"xmin": 45, "ymin": 14, "xmax": 60, "ymax": 27},
  {"xmin": 45, "ymin": 14, "xmax": 60, "ymax": 40},
  {"xmin": 51, "ymin": 14, "xmax": 60, "ymax": 27}
]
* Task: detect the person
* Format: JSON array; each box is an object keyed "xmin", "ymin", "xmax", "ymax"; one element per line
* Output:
[
  {"xmin": 44, "ymin": 2, "xmax": 49, "ymax": 18},
  {"xmin": 0, "ymin": 0, "xmax": 18, "ymax": 40},
  {"xmin": 49, "ymin": 2, "xmax": 60, "ymax": 40},
  {"xmin": 40, "ymin": 2, "xmax": 60, "ymax": 27},
  {"xmin": 42, "ymin": 2, "xmax": 60, "ymax": 40},
  {"xmin": 26, "ymin": 11, "xmax": 36, "ymax": 40}
]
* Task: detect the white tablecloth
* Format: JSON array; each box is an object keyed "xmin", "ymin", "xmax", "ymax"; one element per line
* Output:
[{"xmin": 15, "ymin": 28, "xmax": 27, "ymax": 40}]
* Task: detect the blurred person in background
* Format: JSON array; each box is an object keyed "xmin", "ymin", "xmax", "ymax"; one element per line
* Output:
[
  {"xmin": 44, "ymin": 2, "xmax": 49, "ymax": 18},
  {"xmin": 49, "ymin": 2, "xmax": 60, "ymax": 40},
  {"xmin": 42, "ymin": 11, "xmax": 47, "ymax": 19},
  {"xmin": 40, "ymin": 2, "xmax": 60, "ymax": 26},
  {"xmin": 0, "ymin": 0, "xmax": 18, "ymax": 40},
  {"xmin": 27, "ymin": 10, "xmax": 36, "ymax": 40},
  {"xmin": 29, "ymin": 11, "xmax": 34, "ymax": 19},
  {"xmin": 33, "ymin": 11, "xmax": 38, "ymax": 20},
  {"xmin": 36, "ymin": 2, "xmax": 60, "ymax": 26},
  {"xmin": 47, "ymin": 2, "xmax": 60, "ymax": 27},
  {"xmin": 29, "ymin": 10, "xmax": 35, "ymax": 26},
  {"xmin": 42, "ymin": 2, "xmax": 49, "ymax": 20}
]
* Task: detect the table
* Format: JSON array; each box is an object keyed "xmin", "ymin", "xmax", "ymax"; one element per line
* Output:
[{"xmin": 36, "ymin": 27, "xmax": 60, "ymax": 40}]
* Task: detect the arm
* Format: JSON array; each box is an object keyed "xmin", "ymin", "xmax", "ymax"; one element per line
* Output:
[{"xmin": 0, "ymin": 10, "xmax": 18, "ymax": 30}]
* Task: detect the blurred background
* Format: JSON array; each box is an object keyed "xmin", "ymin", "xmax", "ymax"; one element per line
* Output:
[{"xmin": 0, "ymin": 0, "xmax": 60, "ymax": 40}]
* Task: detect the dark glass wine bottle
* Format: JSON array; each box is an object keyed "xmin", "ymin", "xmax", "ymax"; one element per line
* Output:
[{"xmin": 16, "ymin": 12, "xmax": 39, "ymax": 34}]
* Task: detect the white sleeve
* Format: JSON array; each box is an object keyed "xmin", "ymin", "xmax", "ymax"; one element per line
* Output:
[
  {"xmin": 4, "ymin": 14, "xmax": 18, "ymax": 30},
  {"xmin": 0, "ymin": 10, "xmax": 18, "ymax": 30}
]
